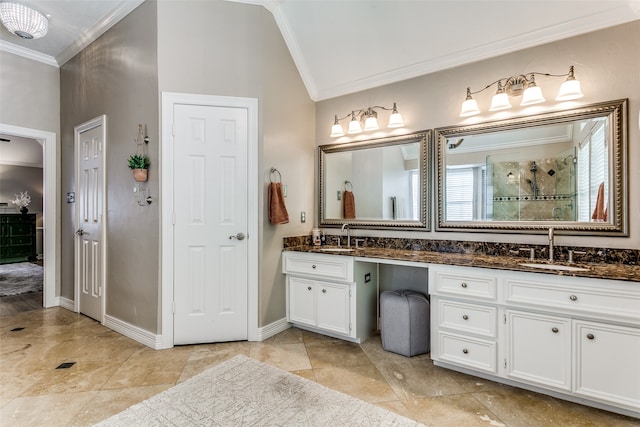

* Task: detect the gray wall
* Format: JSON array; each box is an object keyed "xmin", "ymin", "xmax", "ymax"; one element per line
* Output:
[
  {"xmin": 157, "ymin": 1, "xmax": 315, "ymax": 327},
  {"xmin": 315, "ymin": 21, "xmax": 640, "ymax": 251},
  {"xmin": 60, "ymin": 0, "xmax": 160, "ymax": 331}
]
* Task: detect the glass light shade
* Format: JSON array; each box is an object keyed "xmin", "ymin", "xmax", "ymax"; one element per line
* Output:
[
  {"xmin": 0, "ymin": 2, "xmax": 48, "ymax": 39},
  {"xmin": 330, "ymin": 123, "xmax": 344, "ymax": 137},
  {"xmin": 520, "ymin": 85, "xmax": 545, "ymax": 106},
  {"xmin": 387, "ymin": 112, "xmax": 404, "ymax": 128},
  {"xmin": 556, "ymin": 79, "xmax": 583, "ymax": 101},
  {"xmin": 347, "ymin": 118, "xmax": 362, "ymax": 134},
  {"xmin": 489, "ymin": 92, "xmax": 512, "ymax": 111},
  {"xmin": 363, "ymin": 116, "xmax": 379, "ymax": 131},
  {"xmin": 460, "ymin": 98, "xmax": 480, "ymax": 117}
]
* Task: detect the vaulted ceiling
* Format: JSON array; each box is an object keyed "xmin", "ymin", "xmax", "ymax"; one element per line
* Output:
[{"xmin": 0, "ymin": 0, "xmax": 638, "ymax": 101}]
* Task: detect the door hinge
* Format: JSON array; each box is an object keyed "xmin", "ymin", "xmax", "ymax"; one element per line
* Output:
[
  {"xmin": 504, "ymin": 358, "xmax": 507, "ymax": 369},
  {"xmin": 349, "ymin": 289, "xmax": 352, "ymax": 297},
  {"xmin": 349, "ymin": 323, "xmax": 352, "ymax": 331},
  {"xmin": 504, "ymin": 313, "xmax": 507, "ymax": 324}
]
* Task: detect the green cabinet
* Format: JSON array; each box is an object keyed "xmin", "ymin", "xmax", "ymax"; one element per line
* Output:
[{"xmin": 0, "ymin": 214, "xmax": 37, "ymax": 264}]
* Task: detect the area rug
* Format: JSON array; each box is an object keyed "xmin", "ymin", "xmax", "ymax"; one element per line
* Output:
[
  {"xmin": 0, "ymin": 262, "xmax": 43, "ymax": 297},
  {"xmin": 95, "ymin": 354, "xmax": 424, "ymax": 426}
]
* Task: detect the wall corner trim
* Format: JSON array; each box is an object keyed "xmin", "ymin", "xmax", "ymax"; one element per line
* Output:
[
  {"xmin": 255, "ymin": 318, "xmax": 291, "ymax": 341},
  {"xmin": 104, "ymin": 314, "xmax": 163, "ymax": 350}
]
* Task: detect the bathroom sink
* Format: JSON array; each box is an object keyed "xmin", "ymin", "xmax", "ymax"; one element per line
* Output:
[
  {"xmin": 519, "ymin": 263, "xmax": 590, "ymax": 272},
  {"xmin": 317, "ymin": 247, "xmax": 355, "ymax": 253}
]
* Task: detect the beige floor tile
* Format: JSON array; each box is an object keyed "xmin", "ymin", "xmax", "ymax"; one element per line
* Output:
[
  {"xmin": 313, "ymin": 365, "xmax": 400, "ymax": 403},
  {"xmin": 0, "ymin": 390, "xmax": 98, "ymax": 427},
  {"xmin": 377, "ymin": 359, "xmax": 468, "ymax": 399},
  {"xmin": 68, "ymin": 384, "xmax": 172, "ymax": 427},
  {"xmin": 22, "ymin": 360, "xmax": 124, "ymax": 396},
  {"xmin": 102, "ymin": 346, "xmax": 193, "ymax": 389},
  {"xmin": 250, "ymin": 342, "xmax": 311, "ymax": 371},
  {"xmin": 305, "ymin": 340, "xmax": 372, "ymax": 368},
  {"xmin": 261, "ymin": 326, "xmax": 302, "ymax": 344},
  {"xmin": 360, "ymin": 333, "xmax": 430, "ymax": 365},
  {"xmin": 401, "ymin": 395, "xmax": 507, "ymax": 427},
  {"xmin": 178, "ymin": 344, "xmax": 252, "ymax": 383}
]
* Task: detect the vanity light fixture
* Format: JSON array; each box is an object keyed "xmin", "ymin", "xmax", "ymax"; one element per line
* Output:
[
  {"xmin": 460, "ymin": 66, "xmax": 583, "ymax": 117},
  {"xmin": 0, "ymin": 2, "xmax": 48, "ymax": 39},
  {"xmin": 330, "ymin": 102, "xmax": 404, "ymax": 137}
]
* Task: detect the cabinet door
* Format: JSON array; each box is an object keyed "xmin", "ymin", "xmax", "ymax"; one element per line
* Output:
[
  {"xmin": 574, "ymin": 320, "xmax": 640, "ymax": 411},
  {"xmin": 316, "ymin": 282, "xmax": 350, "ymax": 336},
  {"xmin": 506, "ymin": 310, "xmax": 571, "ymax": 391},
  {"xmin": 288, "ymin": 277, "xmax": 316, "ymax": 327}
]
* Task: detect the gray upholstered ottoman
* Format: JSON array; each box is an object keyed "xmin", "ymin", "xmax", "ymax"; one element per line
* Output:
[{"xmin": 380, "ymin": 290, "xmax": 430, "ymax": 356}]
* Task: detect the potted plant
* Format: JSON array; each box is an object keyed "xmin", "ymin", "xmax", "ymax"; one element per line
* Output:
[
  {"xmin": 128, "ymin": 154, "xmax": 150, "ymax": 182},
  {"xmin": 12, "ymin": 191, "xmax": 31, "ymax": 215}
]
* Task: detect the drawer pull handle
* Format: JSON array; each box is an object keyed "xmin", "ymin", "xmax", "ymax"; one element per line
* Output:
[
  {"xmin": 322, "ymin": 289, "xmax": 327, "ymax": 293},
  {"xmin": 307, "ymin": 286, "xmax": 312, "ymax": 291},
  {"xmin": 587, "ymin": 333, "xmax": 595, "ymax": 340},
  {"xmin": 569, "ymin": 295, "xmax": 578, "ymax": 301},
  {"xmin": 461, "ymin": 282, "xmax": 468, "ymax": 288},
  {"xmin": 462, "ymin": 348, "xmax": 469, "ymax": 354},
  {"xmin": 312, "ymin": 265, "xmax": 317, "ymax": 269},
  {"xmin": 462, "ymin": 315, "xmax": 469, "ymax": 320},
  {"xmin": 552, "ymin": 327, "xmax": 559, "ymax": 333}
]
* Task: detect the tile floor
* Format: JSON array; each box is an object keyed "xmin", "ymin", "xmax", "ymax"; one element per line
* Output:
[{"xmin": 1, "ymin": 306, "xmax": 639, "ymax": 427}]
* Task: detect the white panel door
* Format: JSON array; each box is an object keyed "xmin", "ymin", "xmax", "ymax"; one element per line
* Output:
[
  {"xmin": 173, "ymin": 104, "xmax": 248, "ymax": 344},
  {"xmin": 75, "ymin": 118, "xmax": 105, "ymax": 322}
]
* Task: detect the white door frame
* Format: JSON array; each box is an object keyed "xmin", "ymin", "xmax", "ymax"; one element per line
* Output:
[
  {"xmin": 73, "ymin": 115, "xmax": 107, "ymax": 320},
  {"xmin": 160, "ymin": 92, "xmax": 259, "ymax": 349},
  {"xmin": 0, "ymin": 123, "xmax": 58, "ymax": 308}
]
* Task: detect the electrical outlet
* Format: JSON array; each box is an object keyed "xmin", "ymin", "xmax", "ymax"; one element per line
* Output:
[
  {"xmin": 283, "ymin": 185, "xmax": 288, "ymax": 197},
  {"xmin": 337, "ymin": 190, "xmax": 341, "ymax": 200},
  {"xmin": 300, "ymin": 211, "xmax": 306, "ymax": 223}
]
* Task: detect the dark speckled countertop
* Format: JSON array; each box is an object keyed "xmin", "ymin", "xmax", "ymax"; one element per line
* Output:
[{"xmin": 284, "ymin": 245, "xmax": 640, "ymax": 283}]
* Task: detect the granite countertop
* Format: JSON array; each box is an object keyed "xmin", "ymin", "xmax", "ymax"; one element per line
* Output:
[{"xmin": 284, "ymin": 245, "xmax": 640, "ymax": 283}]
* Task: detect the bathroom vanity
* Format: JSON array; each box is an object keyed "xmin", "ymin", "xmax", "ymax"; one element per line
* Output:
[{"xmin": 282, "ymin": 247, "xmax": 640, "ymax": 418}]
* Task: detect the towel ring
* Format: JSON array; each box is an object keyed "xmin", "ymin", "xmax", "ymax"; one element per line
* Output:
[
  {"xmin": 344, "ymin": 180, "xmax": 353, "ymax": 191},
  {"xmin": 269, "ymin": 167, "xmax": 282, "ymax": 183}
]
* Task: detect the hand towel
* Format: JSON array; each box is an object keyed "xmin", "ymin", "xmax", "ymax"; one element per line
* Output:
[
  {"xmin": 343, "ymin": 190, "xmax": 356, "ymax": 219},
  {"xmin": 591, "ymin": 182, "xmax": 606, "ymax": 221},
  {"xmin": 268, "ymin": 182, "xmax": 289, "ymax": 225}
]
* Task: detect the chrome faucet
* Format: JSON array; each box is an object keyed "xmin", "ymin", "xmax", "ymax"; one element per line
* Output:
[
  {"xmin": 548, "ymin": 227, "xmax": 555, "ymax": 262},
  {"xmin": 341, "ymin": 223, "xmax": 351, "ymax": 247}
]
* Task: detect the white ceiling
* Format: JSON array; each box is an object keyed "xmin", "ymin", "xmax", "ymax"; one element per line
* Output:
[{"xmin": 0, "ymin": 0, "xmax": 639, "ymax": 101}]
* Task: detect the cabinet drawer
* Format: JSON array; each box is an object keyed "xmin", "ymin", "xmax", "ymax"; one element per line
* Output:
[
  {"xmin": 505, "ymin": 279, "xmax": 640, "ymax": 321},
  {"xmin": 438, "ymin": 332, "xmax": 497, "ymax": 373},
  {"xmin": 434, "ymin": 271, "xmax": 497, "ymax": 300},
  {"xmin": 283, "ymin": 252, "xmax": 353, "ymax": 281},
  {"xmin": 437, "ymin": 299, "xmax": 497, "ymax": 337}
]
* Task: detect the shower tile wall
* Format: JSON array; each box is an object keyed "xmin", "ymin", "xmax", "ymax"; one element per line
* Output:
[{"xmin": 491, "ymin": 157, "xmax": 575, "ymax": 221}]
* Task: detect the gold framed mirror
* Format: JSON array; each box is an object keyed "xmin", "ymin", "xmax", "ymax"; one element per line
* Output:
[
  {"xmin": 435, "ymin": 99, "xmax": 628, "ymax": 235},
  {"xmin": 319, "ymin": 131, "xmax": 431, "ymax": 229}
]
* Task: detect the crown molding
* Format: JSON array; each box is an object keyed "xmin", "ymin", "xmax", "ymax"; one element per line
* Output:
[
  {"xmin": 55, "ymin": 0, "xmax": 145, "ymax": 66},
  {"xmin": 0, "ymin": 40, "xmax": 57, "ymax": 66}
]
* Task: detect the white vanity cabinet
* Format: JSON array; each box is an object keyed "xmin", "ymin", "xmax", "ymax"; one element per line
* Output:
[
  {"xmin": 282, "ymin": 251, "xmax": 377, "ymax": 343},
  {"xmin": 429, "ymin": 264, "xmax": 640, "ymax": 417}
]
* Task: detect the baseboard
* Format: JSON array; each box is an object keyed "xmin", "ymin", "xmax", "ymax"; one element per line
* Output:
[
  {"xmin": 255, "ymin": 317, "xmax": 291, "ymax": 341},
  {"xmin": 59, "ymin": 297, "xmax": 75, "ymax": 311},
  {"xmin": 104, "ymin": 314, "xmax": 163, "ymax": 349}
]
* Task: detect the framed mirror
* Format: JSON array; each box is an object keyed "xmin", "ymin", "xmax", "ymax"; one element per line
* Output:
[
  {"xmin": 435, "ymin": 99, "xmax": 628, "ymax": 235},
  {"xmin": 319, "ymin": 131, "xmax": 431, "ymax": 229}
]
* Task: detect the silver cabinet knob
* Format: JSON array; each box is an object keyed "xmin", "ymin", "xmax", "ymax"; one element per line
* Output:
[
  {"xmin": 307, "ymin": 286, "xmax": 312, "ymax": 291},
  {"xmin": 322, "ymin": 289, "xmax": 327, "ymax": 293},
  {"xmin": 312, "ymin": 265, "xmax": 317, "ymax": 269},
  {"xmin": 462, "ymin": 348, "xmax": 469, "ymax": 354},
  {"xmin": 569, "ymin": 295, "xmax": 578, "ymax": 301},
  {"xmin": 552, "ymin": 327, "xmax": 559, "ymax": 333},
  {"xmin": 587, "ymin": 333, "xmax": 595, "ymax": 340},
  {"xmin": 229, "ymin": 232, "xmax": 246, "ymax": 240},
  {"xmin": 461, "ymin": 282, "xmax": 468, "ymax": 288},
  {"xmin": 462, "ymin": 315, "xmax": 469, "ymax": 320}
]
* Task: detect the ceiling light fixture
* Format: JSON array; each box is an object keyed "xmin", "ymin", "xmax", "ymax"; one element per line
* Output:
[
  {"xmin": 460, "ymin": 66, "xmax": 583, "ymax": 117},
  {"xmin": 331, "ymin": 102, "xmax": 404, "ymax": 137},
  {"xmin": 0, "ymin": 2, "xmax": 48, "ymax": 40}
]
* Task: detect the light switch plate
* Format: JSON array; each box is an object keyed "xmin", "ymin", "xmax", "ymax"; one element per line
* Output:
[
  {"xmin": 283, "ymin": 185, "xmax": 287, "ymax": 197},
  {"xmin": 301, "ymin": 211, "xmax": 306, "ymax": 223}
]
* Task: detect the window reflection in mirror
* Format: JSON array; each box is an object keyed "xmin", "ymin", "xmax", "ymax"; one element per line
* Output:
[
  {"xmin": 436, "ymin": 99, "xmax": 627, "ymax": 235},
  {"xmin": 319, "ymin": 131, "xmax": 430, "ymax": 230}
]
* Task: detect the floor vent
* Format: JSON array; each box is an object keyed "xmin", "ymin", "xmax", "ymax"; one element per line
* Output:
[
  {"xmin": 56, "ymin": 362, "xmax": 76, "ymax": 369},
  {"xmin": 10, "ymin": 327, "xmax": 25, "ymax": 331}
]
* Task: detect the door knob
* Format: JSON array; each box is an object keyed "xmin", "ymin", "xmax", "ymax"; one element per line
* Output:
[
  {"xmin": 229, "ymin": 232, "xmax": 246, "ymax": 240},
  {"xmin": 75, "ymin": 229, "xmax": 85, "ymax": 236}
]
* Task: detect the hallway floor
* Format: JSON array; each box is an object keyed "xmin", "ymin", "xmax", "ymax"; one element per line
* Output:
[{"xmin": 1, "ymin": 307, "xmax": 638, "ymax": 426}]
